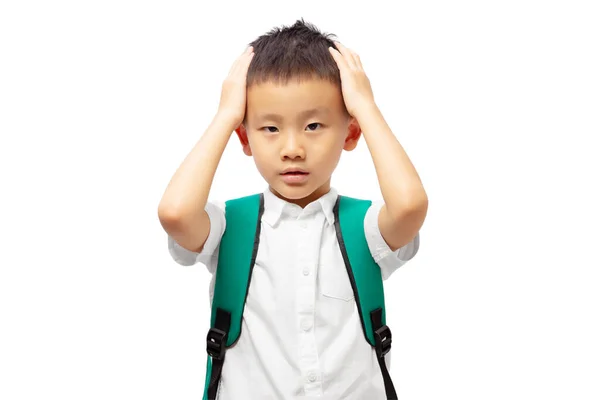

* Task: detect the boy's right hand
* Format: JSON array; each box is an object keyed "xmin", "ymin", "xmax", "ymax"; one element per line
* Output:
[{"xmin": 216, "ymin": 46, "xmax": 254, "ymax": 128}]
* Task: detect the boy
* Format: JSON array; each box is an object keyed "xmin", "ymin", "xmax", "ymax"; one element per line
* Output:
[{"xmin": 158, "ymin": 19, "xmax": 428, "ymax": 400}]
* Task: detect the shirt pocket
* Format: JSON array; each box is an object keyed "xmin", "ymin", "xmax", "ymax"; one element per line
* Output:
[{"xmin": 318, "ymin": 262, "xmax": 355, "ymax": 302}]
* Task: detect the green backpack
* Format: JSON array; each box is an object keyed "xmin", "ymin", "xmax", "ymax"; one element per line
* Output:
[{"xmin": 203, "ymin": 193, "xmax": 398, "ymax": 400}]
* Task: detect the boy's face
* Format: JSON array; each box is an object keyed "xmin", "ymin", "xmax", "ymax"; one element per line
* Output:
[{"xmin": 236, "ymin": 77, "xmax": 361, "ymax": 207}]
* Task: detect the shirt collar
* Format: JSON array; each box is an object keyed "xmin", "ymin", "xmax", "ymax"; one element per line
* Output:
[{"xmin": 261, "ymin": 186, "xmax": 338, "ymax": 228}]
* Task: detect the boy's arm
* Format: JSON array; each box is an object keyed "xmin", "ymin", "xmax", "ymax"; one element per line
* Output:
[
  {"xmin": 358, "ymin": 104, "xmax": 428, "ymax": 252},
  {"xmin": 158, "ymin": 46, "xmax": 255, "ymax": 253},
  {"xmin": 168, "ymin": 200, "xmax": 226, "ymax": 269},
  {"xmin": 329, "ymin": 42, "xmax": 428, "ymax": 251},
  {"xmin": 158, "ymin": 115, "xmax": 237, "ymax": 253},
  {"xmin": 364, "ymin": 200, "xmax": 421, "ymax": 280}
]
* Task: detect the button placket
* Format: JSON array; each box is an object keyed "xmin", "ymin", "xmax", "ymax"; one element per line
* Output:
[
  {"xmin": 297, "ymin": 218, "xmax": 313, "ymax": 282},
  {"xmin": 296, "ymin": 217, "xmax": 315, "ymax": 314},
  {"xmin": 304, "ymin": 370, "xmax": 323, "ymax": 396},
  {"xmin": 301, "ymin": 318, "xmax": 312, "ymax": 332},
  {"xmin": 295, "ymin": 216, "xmax": 322, "ymax": 395}
]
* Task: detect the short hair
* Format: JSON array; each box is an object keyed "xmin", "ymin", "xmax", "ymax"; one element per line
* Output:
[{"xmin": 246, "ymin": 18, "xmax": 341, "ymax": 88}]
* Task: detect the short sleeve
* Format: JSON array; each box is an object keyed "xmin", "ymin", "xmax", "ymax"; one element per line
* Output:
[
  {"xmin": 364, "ymin": 200, "xmax": 420, "ymax": 280},
  {"xmin": 167, "ymin": 200, "xmax": 226, "ymax": 274}
]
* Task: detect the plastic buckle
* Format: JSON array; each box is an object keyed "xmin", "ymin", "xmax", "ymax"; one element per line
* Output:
[
  {"xmin": 374, "ymin": 325, "xmax": 392, "ymax": 358},
  {"xmin": 206, "ymin": 328, "xmax": 227, "ymax": 360}
]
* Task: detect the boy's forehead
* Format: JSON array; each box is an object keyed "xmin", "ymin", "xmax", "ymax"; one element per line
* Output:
[
  {"xmin": 252, "ymin": 106, "xmax": 331, "ymax": 122},
  {"xmin": 247, "ymin": 79, "xmax": 343, "ymax": 120}
]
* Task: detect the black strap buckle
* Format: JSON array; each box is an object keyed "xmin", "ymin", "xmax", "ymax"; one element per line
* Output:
[
  {"xmin": 206, "ymin": 327, "xmax": 227, "ymax": 360},
  {"xmin": 374, "ymin": 325, "xmax": 392, "ymax": 358}
]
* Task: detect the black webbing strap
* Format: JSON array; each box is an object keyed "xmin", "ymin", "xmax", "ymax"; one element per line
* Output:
[
  {"xmin": 206, "ymin": 308, "xmax": 231, "ymax": 400},
  {"xmin": 370, "ymin": 308, "xmax": 398, "ymax": 400}
]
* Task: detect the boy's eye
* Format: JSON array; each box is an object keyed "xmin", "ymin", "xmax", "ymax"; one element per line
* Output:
[
  {"xmin": 262, "ymin": 126, "xmax": 279, "ymax": 133},
  {"xmin": 306, "ymin": 123, "xmax": 321, "ymax": 131}
]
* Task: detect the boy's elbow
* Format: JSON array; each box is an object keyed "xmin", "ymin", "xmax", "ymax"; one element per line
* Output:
[
  {"xmin": 158, "ymin": 204, "xmax": 211, "ymax": 254},
  {"xmin": 158, "ymin": 203, "xmax": 184, "ymax": 231}
]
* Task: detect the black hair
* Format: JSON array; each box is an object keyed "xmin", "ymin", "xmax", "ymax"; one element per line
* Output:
[{"xmin": 246, "ymin": 18, "xmax": 341, "ymax": 88}]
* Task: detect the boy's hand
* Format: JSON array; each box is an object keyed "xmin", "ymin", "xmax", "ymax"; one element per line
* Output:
[
  {"xmin": 328, "ymin": 42, "xmax": 376, "ymax": 118},
  {"xmin": 216, "ymin": 46, "xmax": 255, "ymax": 127}
]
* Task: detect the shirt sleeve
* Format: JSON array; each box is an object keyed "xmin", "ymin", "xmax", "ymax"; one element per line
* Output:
[
  {"xmin": 167, "ymin": 200, "xmax": 226, "ymax": 275},
  {"xmin": 363, "ymin": 199, "xmax": 421, "ymax": 280}
]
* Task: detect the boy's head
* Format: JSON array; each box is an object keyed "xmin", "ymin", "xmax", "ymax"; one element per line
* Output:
[{"xmin": 235, "ymin": 19, "xmax": 362, "ymax": 207}]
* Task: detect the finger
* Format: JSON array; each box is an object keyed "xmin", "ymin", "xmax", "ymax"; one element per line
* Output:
[
  {"xmin": 346, "ymin": 50, "xmax": 360, "ymax": 70},
  {"xmin": 239, "ymin": 51, "xmax": 255, "ymax": 76},
  {"xmin": 351, "ymin": 52, "xmax": 362, "ymax": 70},
  {"xmin": 231, "ymin": 47, "xmax": 254, "ymax": 76},
  {"xmin": 229, "ymin": 46, "xmax": 253, "ymax": 75},
  {"xmin": 328, "ymin": 46, "xmax": 349, "ymax": 71},
  {"xmin": 228, "ymin": 58, "xmax": 240, "ymax": 76},
  {"xmin": 333, "ymin": 41, "xmax": 358, "ymax": 69}
]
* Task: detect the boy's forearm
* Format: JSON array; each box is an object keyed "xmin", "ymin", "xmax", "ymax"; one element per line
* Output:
[
  {"xmin": 158, "ymin": 112, "xmax": 238, "ymax": 220},
  {"xmin": 356, "ymin": 104, "xmax": 428, "ymax": 216}
]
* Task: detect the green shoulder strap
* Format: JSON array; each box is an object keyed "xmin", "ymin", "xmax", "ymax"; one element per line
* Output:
[
  {"xmin": 334, "ymin": 195, "xmax": 396, "ymax": 398},
  {"xmin": 334, "ymin": 195, "xmax": 387, "ymax": 346},
  {"xmin": 211, "ymin": 192, "xmax": 263, "ymax": 346},
  {"xmin": 203, "ymin": 193, "xmax": 263, "ymax": 400}
]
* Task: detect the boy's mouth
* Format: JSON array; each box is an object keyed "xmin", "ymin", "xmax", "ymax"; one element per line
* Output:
[
  {"xmin": 280, "ymin": 168, "xmax": 309, "ymax": 175},
  {"xmin": 280, "ymin": 168, "xmax": 310, "ymax": 184}
]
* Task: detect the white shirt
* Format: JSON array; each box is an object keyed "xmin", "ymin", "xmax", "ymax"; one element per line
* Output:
[{"xmin": 168, "ymin": 186, "xmax": 420, "ymax": 400}]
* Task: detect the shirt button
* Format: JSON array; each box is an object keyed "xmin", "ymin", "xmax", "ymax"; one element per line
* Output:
[
  {"xmin": 302, "ymin": 267, "xmax": 310, "ymax": 276},
  {"xmin": 308, "ymin": 372, "xmax": 317, "ymax": 382},
  {"xmin": 301, "ymin": 319, "xmax": 312, "ymax": 331}
]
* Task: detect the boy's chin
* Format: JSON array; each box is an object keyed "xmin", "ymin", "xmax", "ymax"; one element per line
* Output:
[{"xmin": 269, "ymin": 182, "xmax": 317, "ymax": 200}]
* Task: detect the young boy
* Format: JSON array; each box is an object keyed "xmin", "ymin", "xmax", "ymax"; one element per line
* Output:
[{"xmin": 158, "ymin": 19, "xmax": 428, "ymax": 400}]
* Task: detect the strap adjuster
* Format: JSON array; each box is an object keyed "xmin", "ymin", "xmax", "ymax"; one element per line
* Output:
[
  {"xmin": 206, "ymin": 327, "xmax": 227, "ymax": 360},
  {"xmin": 374, "ymin": 325, "xmax": 392, "ymax": 358}
]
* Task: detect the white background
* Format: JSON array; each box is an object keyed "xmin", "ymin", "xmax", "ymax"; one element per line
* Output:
[{"xmin": 1, "ymin": 0, "xmax": 599, "ymax": 399}]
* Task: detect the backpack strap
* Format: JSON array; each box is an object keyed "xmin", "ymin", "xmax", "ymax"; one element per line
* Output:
[
  {"xmin": 203, "ymin": 193, "xmax": 264, "ymax": 400},
  {"xmin": 334, "ymin": 195, "xmax": 398, "ymax": 400}
]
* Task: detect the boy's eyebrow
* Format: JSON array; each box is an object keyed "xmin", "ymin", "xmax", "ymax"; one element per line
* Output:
[{"xmin": 256, "ymin": 107, "xmax": 329, "ymax": 122}]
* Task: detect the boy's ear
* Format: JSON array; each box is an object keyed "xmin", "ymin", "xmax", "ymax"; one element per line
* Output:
[
  {"xmin": 234, "ymin": 124, "xmax": 253, "ymax": 156},
  {"xmin": 343, "ymin": 117, "xmax": 362, "ymax": 151}
]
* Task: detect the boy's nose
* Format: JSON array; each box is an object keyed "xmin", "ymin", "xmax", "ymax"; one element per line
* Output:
[{"xmin": 280, "ymin": 133, "xmax": 305, "ymax": 160}]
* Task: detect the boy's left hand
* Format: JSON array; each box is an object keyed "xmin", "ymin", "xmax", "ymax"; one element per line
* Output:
[{"xmin": 328, "ymin": 42, "xmax": 376, "ymax": 118}]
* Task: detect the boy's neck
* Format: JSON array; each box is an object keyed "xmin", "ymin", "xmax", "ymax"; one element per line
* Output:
[{"xmin": 269, "ymin": 179, "xmax": 332, "ymax": 208}]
